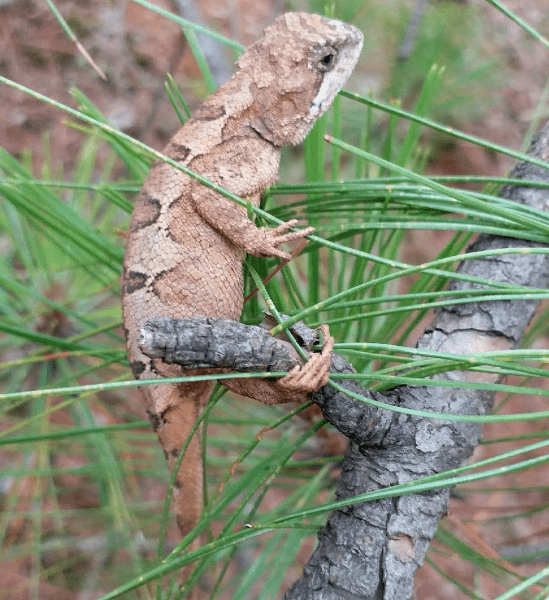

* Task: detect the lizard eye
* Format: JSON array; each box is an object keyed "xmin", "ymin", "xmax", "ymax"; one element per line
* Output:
[{"xmin": 317, "ymin": 50, "xmax": 337, "ymax": 72}]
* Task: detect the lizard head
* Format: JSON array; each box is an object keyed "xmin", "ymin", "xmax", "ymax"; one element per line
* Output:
[{"xmin": 237, "ymin": 12, "xmax": 363, "ymax": 147}]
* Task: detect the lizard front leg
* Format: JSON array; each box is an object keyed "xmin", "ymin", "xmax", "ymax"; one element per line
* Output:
[
  {"xmin": 190, "ymin": 158, "xmax": 315, "ymax": 261},
  {"xmin": 196, "ymin": 196, "xmax": 314, "ymax": 261}
]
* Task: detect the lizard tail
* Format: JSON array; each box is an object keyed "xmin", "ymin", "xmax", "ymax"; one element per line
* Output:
[
  {"xmin": 150, "ymin": 380, "xmax": 213, "ymax": 541},
  {"xmin": 149, "ymin": 381, "xmax": 213, "ymax": 597}
]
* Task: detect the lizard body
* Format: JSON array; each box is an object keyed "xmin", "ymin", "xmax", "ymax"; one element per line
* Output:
[{"xmin": 122, "ymin": 12, "xmax": 362, "ymax": 552}]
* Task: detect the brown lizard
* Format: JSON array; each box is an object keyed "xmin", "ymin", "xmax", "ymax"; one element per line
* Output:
[{"xmin": 122, "ymin": 10, "xmax": 362, "ymax": 563}]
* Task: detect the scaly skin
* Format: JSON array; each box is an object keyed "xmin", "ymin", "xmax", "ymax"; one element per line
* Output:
[{"xmin": 122, "ymin": 11, "xmax": 362, "ymax": 588}]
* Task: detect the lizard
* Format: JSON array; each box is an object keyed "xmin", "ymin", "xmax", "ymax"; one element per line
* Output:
[{"xmin": 121, "ymin": 11, "xmax": 363, "ymax": 560}]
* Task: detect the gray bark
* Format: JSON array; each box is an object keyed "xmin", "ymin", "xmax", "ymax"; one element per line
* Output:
[{"xmin": 139, "ymin": 123, "xmax": 549, "ymax": 599}]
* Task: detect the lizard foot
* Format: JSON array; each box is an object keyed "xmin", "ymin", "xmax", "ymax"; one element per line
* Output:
[
  {"xmin": 250, "ymin": 220, "xmax": 315, "ymax": 260},
  {"xmin": 279, "ymin": 325, "xmax": 334, "ymax": 393}
]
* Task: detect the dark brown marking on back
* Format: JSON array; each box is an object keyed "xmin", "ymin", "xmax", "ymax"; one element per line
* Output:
[
  {"xmin": 131, "ymin": 359, "xmax": 146, "ymax": 377},
  {"xmin": 192, "ymin": 104, "xmax": 226, "ymax": 121},
  {"xmin": 147, "ymin": 409, "xmax": 163, "ymax": 432},
  {"xmin": 130, "ymin": 192, "xmax": 162, "ymax": 231},
  {"xmin": 124, "ymin": 270, "xmax": 147, "ymax": 294},
  {"xmin": 169, "ymin": 143, "xmax": 192, "ymax": 161}
]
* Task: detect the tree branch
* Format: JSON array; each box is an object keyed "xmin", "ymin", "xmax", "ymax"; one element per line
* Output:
[{"xmin": 139, "ymin": 123, "xmax": 549, "ymax": 600}]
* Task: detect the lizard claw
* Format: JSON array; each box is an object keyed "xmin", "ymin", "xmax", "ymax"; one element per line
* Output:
[
  {"xmin": 272, "ymin": 219, "xmax": 315, "ymax": 242},
  {"xmin": 250, "ymin": 220, "xmax": 315, "ymax": 260},
  {"xmin": 279, "ymin": 325, "xmax": 334, "ymax": 393}
]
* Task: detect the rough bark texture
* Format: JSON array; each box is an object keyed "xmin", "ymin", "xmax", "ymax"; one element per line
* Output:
[{"xmin": 139, "ymin": 123, "xmax": 549, "ymax": 599}]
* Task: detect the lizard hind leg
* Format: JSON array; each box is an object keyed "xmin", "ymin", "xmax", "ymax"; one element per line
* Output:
[
  {"xmin": 221, "ymin": 325, "xmax": 334, "ymax": 405},
  {"xmin": 277, "ymin": 325, "xmax": 334, "ymax": 393}
]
